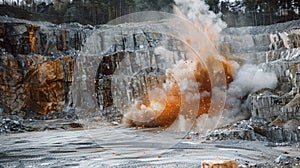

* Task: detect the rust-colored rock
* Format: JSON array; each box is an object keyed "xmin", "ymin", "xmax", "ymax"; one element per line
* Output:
[
  {"xmin": 0, "ymin": 19, "xmax": 87, "ymax": 117},
  {"xmin": 202, "ymin": 160, "xmax": 238, "ymax": 168},
  {"xmin": 0, "ymin": 22, "xmax": 40, "ymax": 55},
  {"xmin": 27, "ymin": 25, "xmax": 39, "ymax": 53},
  {"xmin": 0, "ymin": 54, "xmax": 74, "ymax": 117},
  {"xmin": 23, "ymin": 58, "xmax": 65, "ymax": 115},
  {"xmin": 288, "ymin": 29, "xmax": 300, "ymax": 49},
  {"xmin": 0, "ymin": 54, "xmax": 43, "ymax": 116},
  {"xmin": 63, "ymin": 56, "xmax": 74, "ymax": 82},
  {"xmin": 0, "ymin": 21, "xmax": 87, "ymax": 56}
]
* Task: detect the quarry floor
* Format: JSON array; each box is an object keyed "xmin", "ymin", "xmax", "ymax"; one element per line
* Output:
[{"xmin": 0, "ymin": 120, "xmax": 300, "ymax": 168}]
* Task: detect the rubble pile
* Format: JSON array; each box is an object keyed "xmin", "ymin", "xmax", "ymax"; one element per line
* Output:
[
  {"xmin": 0, "ymin": 116, "xmax": 33, "ymax": 133},
  {"xmin": 236, "ymin": 154, "xmax": 300, "ymax": 167},
  {"xmin": 205, "ymin": 120, "xmax": 263, "ymax": 141},
  {"xmin": 255, "ymin": 155, "xmax": 300, "ymax": 168},
  {"xmin": 205, "ymin": 118, "xmax": 300, "ymax": 143}
]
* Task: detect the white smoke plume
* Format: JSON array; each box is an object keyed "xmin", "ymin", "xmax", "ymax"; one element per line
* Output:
[
  {"xmin": 223, "ymin": 64, "xmax": 277, "ymax": 120},
  {"xmin": 174, "ymin": 0, "xmax": 227, "ymax": 42},
  {"xmin": 123, "ymin": 0, "xmax": 279, "ymax": 131},
  {"xmin": 196, "ymin": 64, "xmax": 278, "ymax": 130},
  {"xmin": 174, "ymin": 0, "xmax": 279, "ymax": 131},
  {"xmin": 228, "ymin": 64, "xmax": 278, "ymax": 97}
]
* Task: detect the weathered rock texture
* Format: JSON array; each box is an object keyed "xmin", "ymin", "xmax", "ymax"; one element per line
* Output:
[
  {"xmin": 202, "ymin": 160, "xmax": 238, "ymax": 168},
  {"xmin": 220, "ymin": 19, "xmax": 300, "ymax": 63},
  {"xmin": 253, "ymin": 31, "xmax": 300, "ymax": 121},
  {"xmin": 219, "ymin": 19, "xmax": 300, "ymax": 143},
  {"xmin": 0, "ymin": 54, "xmax": 75, "ymax": 117},
  {"xmin": 0, "ymin": 17, "xmax": 90, "ymax": 55},
  {"xmin": 0, "ymin": 17, "xmax": 93, "ymax": 117},
  {"xmin": 0, "ymin": 16, "xmax": 300, "ymax": 143}
]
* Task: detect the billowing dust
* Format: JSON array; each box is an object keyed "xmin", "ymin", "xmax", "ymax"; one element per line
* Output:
[{"xmin": 122, "ymin": 0, "xmax": 277, "ymax": 130}]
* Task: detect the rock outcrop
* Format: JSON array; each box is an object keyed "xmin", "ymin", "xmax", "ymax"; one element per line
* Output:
[
  {"xmin": 0, "ymin": 54, "xmax": 75, "ymax": 117},
  {"xmin": 220, "ymin": 19, "xmax": 300, "ymax": 63},
  {"xmin": 0, "ymin": 17, "xmax": 90, "ymax": 55},
  {"xmin": 219, "ymin": 19, "xmax": 300, "ymax": 143},
  {"xmin": 253, "ymin": 32, "xmax": 300, "ymax": 131},
  {"xmin": 0, "ymin": 17, "xmax": 92, "ymax": 117}
]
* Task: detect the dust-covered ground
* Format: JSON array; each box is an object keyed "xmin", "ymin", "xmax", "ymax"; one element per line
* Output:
[{"xmin": 0, "ymin": 120, "xmax": 299, "ymax": 168}]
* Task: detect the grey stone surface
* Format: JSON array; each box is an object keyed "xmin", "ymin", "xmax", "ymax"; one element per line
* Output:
[
  {"xmin": 1, "ymin": 16, "xmax": 300, "ymax": 168},
  {"xmin": 1, "ymin": 16, "xmax": 300, "ymax": 148},
  {"xmin": 216, "ymin": 20, "xmax": 300, "ymax": 144},
  {"xmin": 0, "ymin": 122, "xmax": 299, "ymax": 167}
]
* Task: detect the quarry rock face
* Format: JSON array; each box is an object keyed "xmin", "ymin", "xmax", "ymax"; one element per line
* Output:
[
  {"xmin": 218, "ymin": 20, "xmax": 300, "ymax": 143},
  {"xmin": 0, "ymin": 16, "xmax": 300, "ymax": 143},
  {"xmin": 220, "ymin": 20, "xmax": 300, "ymax": 63},
  {"xmin": 0, "ymin": 18, "xmax": 89, "ymax": 55},
  {"xmin": 0, "ymin": 18, "xmax": 87, "ymax": 117},
  {"xmin": 0, "ymin": 54, "xmax": 27, "ymax": 116},
  {"xmin": 23, "ymin": 56, "xmax": 74, "ymax": 116},
  {"xmin": 0, "ymin": 54, "xmax": 74, "ymax": 117}
]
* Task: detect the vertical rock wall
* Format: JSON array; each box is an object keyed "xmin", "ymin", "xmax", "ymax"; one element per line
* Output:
[
  {"xmin": 249, "ymin": 29, "xmax": 300, "ymax": 124},
  {"xmin": 0, "ymin": 18, "xmax": 92, "ymax": 118},
  {"xmin": 0, "ymin": 16, "xmax": 300, "ymax": 140},
  {"xmin": 218, "ymin": 20, "xmax": 300, "ymax": 143}
]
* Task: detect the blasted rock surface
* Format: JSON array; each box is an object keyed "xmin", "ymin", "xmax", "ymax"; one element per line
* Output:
[
  {"xmin": 219, "ymin": 19, "xmax": 300, "ymax": 143},
  {"xmin": 0, "ymin": 16, "xmax": 300, "ymax": 143}
]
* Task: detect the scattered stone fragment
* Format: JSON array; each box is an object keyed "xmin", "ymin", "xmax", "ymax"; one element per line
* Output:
[
  {"xmin": 274, "ymin": 155, "xmax": 289, "ymax": 164},
  {"xmin": 0, "ymin": 116, "xmax": 33, "ymax": 133},
  {"xmin": 111, "ymin": 121, "xmax": 119, "ymax": 125},
  {"xmin": 202, "ymin": 160, "xmax": 238, "ymax": 168}
]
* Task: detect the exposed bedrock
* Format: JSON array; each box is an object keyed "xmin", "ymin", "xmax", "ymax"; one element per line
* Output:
[
  {"xmin": 218, "ymin": 19, "xmax": 300, "ymax": 143},
  {"xmin": 0, "ymin": 54, "xmax": 74, "ymax": 117},
  {"xmin": 0, "ymin": 17, "xmax": 300, "ymax": 142}
]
